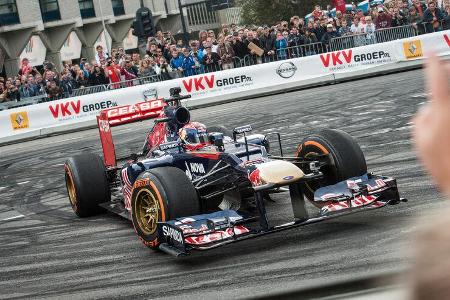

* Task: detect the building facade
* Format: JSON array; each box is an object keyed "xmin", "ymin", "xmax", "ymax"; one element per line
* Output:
[{"xmin": 0, "ymin": 0, "xmax": 240, "ymax": 77}]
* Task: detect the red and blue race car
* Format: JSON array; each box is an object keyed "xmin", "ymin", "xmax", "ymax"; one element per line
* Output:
[{"xmin": 64, "ymin": 87, "xmax": 406, "ymax": 256}]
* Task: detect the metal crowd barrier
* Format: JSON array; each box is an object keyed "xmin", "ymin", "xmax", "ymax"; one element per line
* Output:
[
  {"xmin": 375, "ymin": 24, "xmax": 418, "ymax": 43},
  {"xmin": 330, "ymin": 25, "xmax": 417, "ymax": 51},
  {"xmin": 417, "ymin": 20, "xmax": 449, "ymax": 34}
]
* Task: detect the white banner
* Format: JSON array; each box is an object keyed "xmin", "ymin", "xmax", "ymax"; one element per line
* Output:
[
  {"xmin": 60, "ymin": 31, "xmax": 82, "ymax": 61},
  {"xmin": 1, "ymin": 31, "xmax": 449, "ymax": 141},
  {"xmin": 123, "ymin": 29, "xmax": 138, "ymax": 50},
  {"xmin": 19, "ymin": 35, "xmax": 47, "ymax": 67},
  {"xmin": 93, "ymin": 30, "xmax": 112, "ymax": 57}
]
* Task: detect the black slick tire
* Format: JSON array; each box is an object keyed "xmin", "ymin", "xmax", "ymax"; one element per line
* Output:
[
  {"xmin": 131, "ymin": 167, "xmax": 200, "ymax": 250},
  {"xmin": 65, "ymin": 153, "xmax": 110, "ymax": 217},
  {"xmin": 296, "ymin": 129, "xmax": 367, "ymax": 201}
]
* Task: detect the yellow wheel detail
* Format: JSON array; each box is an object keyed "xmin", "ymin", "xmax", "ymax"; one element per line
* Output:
[
  {"xmin": 135, "ymin": 188, "xmax": 160, "ymax": 235},
  {"xmin": 65, "ymin": 166, "xmax": 78, "ymax": 209}
]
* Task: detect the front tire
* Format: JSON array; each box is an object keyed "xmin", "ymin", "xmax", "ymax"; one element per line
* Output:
[
  {"xmin": 296, "ymin": 129, "xmax": 367, "ymax": 201},
  {"xmin": 64, "ymin": 153, "xmax": 110, "ymax": 217},
  {"xmin": 131, "ymin": 167, "xmax": 200, "ymax": 249}
]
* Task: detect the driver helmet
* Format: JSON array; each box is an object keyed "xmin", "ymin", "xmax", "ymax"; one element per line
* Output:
[{"xmin": 179, "ymin": 122, "xmax": 209, "ymax": 146}]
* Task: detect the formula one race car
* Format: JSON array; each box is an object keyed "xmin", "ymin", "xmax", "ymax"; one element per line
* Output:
[{"xmin": 64, "ymin": 87, "xmax": 406, "ymax": 257}]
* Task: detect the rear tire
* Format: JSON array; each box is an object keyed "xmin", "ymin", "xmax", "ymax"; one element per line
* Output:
[
  {"xmin": 64, "ymin": 153, "xmax": 110, "ymax": 217},
  {"xmin": 296, "ymin": 129, "xmax": 367, "ymax": 201},
  {"xmin": 131, "ymin": 167, "xmax": 200, "ymax": 250}
]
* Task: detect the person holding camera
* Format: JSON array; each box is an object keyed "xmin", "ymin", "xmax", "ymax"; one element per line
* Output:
[
  {"xmin": 219, "ymin": 35, "xmax": 235, "ymax": 69},
  {"xmin": 202, "ymin": 45, "xmax": 221, "ymax": 73}
]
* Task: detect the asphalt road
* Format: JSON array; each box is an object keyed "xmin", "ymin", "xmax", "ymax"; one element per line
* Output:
[{"xmin": 0, "ymin": 69, "xmax": 447, "ymax": 299}]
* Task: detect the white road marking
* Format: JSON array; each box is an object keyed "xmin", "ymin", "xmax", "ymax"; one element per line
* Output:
[
  {"xmin": 2, "ymin": 214, "xmax": 24, "ymax": 221},
  {"xmin": 0, "ymin": 187, "xmax": 6, "ymax": 191},
  {"xmin": 17, "ymin": 181, "xmax": 30, "ymax": 185}
]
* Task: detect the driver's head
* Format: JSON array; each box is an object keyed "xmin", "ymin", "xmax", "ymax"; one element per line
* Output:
[{"xmin": 179, "ymin": 122, "xmax": 208, "ymax": 146}]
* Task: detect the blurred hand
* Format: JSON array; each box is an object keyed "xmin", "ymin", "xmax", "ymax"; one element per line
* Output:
[{"xmin": 412, "ymin": 53, "xmax": 450, "ymax": 196}]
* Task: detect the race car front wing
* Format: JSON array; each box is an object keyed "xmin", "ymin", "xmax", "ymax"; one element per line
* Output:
[{"xmin": 157, "ymin": 174, "xmax": 406, "ymax": 257}]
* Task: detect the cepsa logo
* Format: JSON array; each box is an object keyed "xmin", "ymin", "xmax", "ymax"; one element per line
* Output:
[
  {"xmin": 49, "ymin": 100, "xmax": 118, "ymax": 119},
  {"xmin": 320, "ymin": 49, "xmax": 391, "ymax": 70},
  {"xmin": 182, "ymin": 74, "xmax": 253, "ymax": 93}
]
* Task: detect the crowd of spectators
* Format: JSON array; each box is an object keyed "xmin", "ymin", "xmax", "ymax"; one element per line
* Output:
[{"xmin": 1, "ymin": 0, "xmax": 449, "ymax": 104}]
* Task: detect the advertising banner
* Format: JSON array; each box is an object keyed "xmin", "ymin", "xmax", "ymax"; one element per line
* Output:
[
  {"xmin": 60, "ymin": 31, "xmax": 82, "ymax": 61},
  {"xmin": 1, "ymin": 31, "xmax": 450, "ymax": 142},
  {"xmin": 19, "ymin": 35, "xmax": 47, "ymax": 67}
]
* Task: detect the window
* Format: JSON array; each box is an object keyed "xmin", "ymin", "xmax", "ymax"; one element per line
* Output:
[
  {"xmin": 111, "ymin": 0, "xmax": 124, "ymax": 16},
  {"xmin": 39, "ymin": 0, "xmax": 61, "ymax": 22},
  {"xmin": 0, "ymin": 0, "xmax": 20, "ymax": 26},
  {"xmin": 78, "ymin": 0, "xmax": 95, "ymax": 19}
]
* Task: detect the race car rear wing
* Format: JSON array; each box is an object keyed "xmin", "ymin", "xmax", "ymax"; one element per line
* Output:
[{"xmin": 96, "ymin": 99, "xmax": 166, "ymax": 168}]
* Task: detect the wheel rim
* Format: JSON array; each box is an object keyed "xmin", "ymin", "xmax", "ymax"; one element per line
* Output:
[
  {"xmin": 65, "ymin": 168, "xmax": 77, "ymax": 208},
  {"xmin": 135, "ymin": 188, "xmax": 160, "ymax": 235}
]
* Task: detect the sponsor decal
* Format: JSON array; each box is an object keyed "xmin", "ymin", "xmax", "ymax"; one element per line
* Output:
[
  {"xmin": 162, "ymin": 225, "xmax": 184, "ymax": 244},
  {"xmin": 283, "ymin": 175, "xmax": 294, "ymax": 181},
  {"xmin": 98, "ymin": 119, "xmax": 110, "ymax": 132},
  {"xmin": 143, "ymin": 88, "xmax": 157, "ymax": 100},
  {"xmin": 276, "ymin": 62, "xmax": 297, "ymax": 78},
  {"xmin": 233, "ymin": 124, "xmax": 252, "ymax": 134},
  {"xmin": 403, "ymin": 40, "xmax": 423, "ymax": 59},
  {"xmin": 190, "ymin": 162, "xmax": 206, "ymax": 174},
  {"xmin": 320, "ymin": 49, "xmax": 392, "ymax": 71},
  {"xmin": 184, "ymin": 226, "xmax": 250, "ymax": 245},
  {"xmin": 10, "ymin": 111, "xmax": 29, "ymax": 130},
  {"xmin": 444, "ymin": 34, "xmax": 450, "ymax": 47},
  {"xmin": 49, "ymin": 100, "xmax": 117, "ymax": 120},
  {"xmin": 106, "ymin": 100, "xmax": 163, "ymax": 118},
  {"xmin": 133, "ymin": 179, "xmax": 150, "ymax": 189},
  {"xmin": 182, "ymin": 74, "xmax": 253, "ymax": 94},
  {"xmin": 159, "ymin": 141, "xmax": 180, "ymax": 151}
]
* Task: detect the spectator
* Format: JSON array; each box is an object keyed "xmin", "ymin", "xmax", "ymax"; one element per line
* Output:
[
  {"xmin": 95, "ymin": 45, "xmax": 109, "ymax": 65},
  {"xmin": 338, "ymin": 19, "xmax": 352, "ymax": 36},
  {"xmin": 18, "ymin": 58, "xmax": 32, "ymax": 76},
  {"xmin": 60, "ymin": 71, "xmax": 75, "ymax": 96},
  {"xmin": 312, "ymin": 5, "xmax": 324, "ymax": 20},
  {"xmin": 408, "ymin": 6, "xmax": 423, "ymax": 29},
  {"xmin": 218, "ymin": 36, "xmax": 235, "ymax": 69},
  {"xmin": 423, "ymin": 0, "xmax": 444, "ymax": 32},
  {"xmin": 170, "ymin": 48, "xmax": 184, "ymax": 78},
  {"xmin": 364, "ymin": 16, "xmax": 377, "ymax": 44},
  {"xmin": 157, "ymin": 57, "xmax": 173, "ymax": 80},
  {"xmin": 202, "ymin": 46, "xmax": 221, "ymax": 73},
  {"xmin": 392, "ymin": 7, "xmax": 408, "ymax": 26},
  {"xmin": 124, "ymin": 60, "xmax": 139, "ymax": 77},
  {"xmin": 321, "ymin": 24, "xmax": 340, "ymax": 46},
  {"xmin": 105, "ymin": 59, "xmax": 121, "ymax": 88},
  {"xmin": 231, "ymin": 32, "xmax": 248, "ymax": 59},
  {"xmin": 46, "ymin": 80, "xmax": 63, "ymax": 99},
  {"xmin": 75, "ymin": 69, "xmax": 89, "ymax": 88},
  {"xmin": 351, "ymin": 17, "xmax": 363, "ymax": 33},
  {"xmin": 181, "ymin": 48, "xmax": 197, "ymax": 77},
  {"xmin": 86, "ymin": 64, "xmax": 105, "ymax": 86},
  {"xmin": 412, "ymin": 0, "xmax": 427, "ymax": 17},
  {"xmin": 259, "ymin": 26, "xmax": 276, "ymax": 62},
  {"xmin": 275, "ymin": 31, "xmax": 289, "ymax": 60},
  {"xmin": 375, "ymin": 6, "xmax": 393, "ymax": 29},
  {"xmin": 0, "ymin": 82, "xmax": 7, "ymax": 102},
  {"xmin": 138, "ymin": 60, "xmax": 156, "ymax": 78},
  {"xmin": 19, "ymin": 80, "xmax": 37, "ymax": 98}
]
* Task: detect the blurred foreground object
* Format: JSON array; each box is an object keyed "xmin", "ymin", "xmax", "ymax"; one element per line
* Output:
[{"xmin": 412, "ymin": 53, "xmax": 450, "ymax": 197}]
